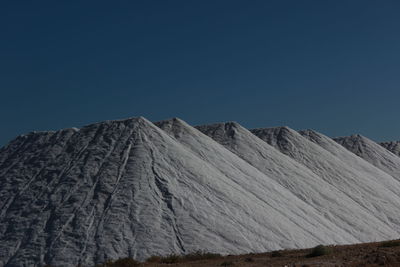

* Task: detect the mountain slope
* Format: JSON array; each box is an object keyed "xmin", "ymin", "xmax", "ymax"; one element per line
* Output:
[
  {"xmin": 251, "ymin": 127, "xmax": 400, "ymax": 234},
  {"xmin": 334, "ymin": 135, "xmax": 400, "ymax": 180},
  {"xmin": 0, "ymin": 118, "xmax": 355, "ymax": 267},
  {"xmin": 381, "ymin": 141, "xmax": 400, "ymax": 157},
  {"xmin": 155, "ymin": 118, "xmax": 356, "ymax": 244},
  {"xmin": 2, "ymin": 118, "xmax": 400, "ymax": 267},
  {"xmin": 195, "ymin": 122, "xmax": 398, "ymax": 241}
]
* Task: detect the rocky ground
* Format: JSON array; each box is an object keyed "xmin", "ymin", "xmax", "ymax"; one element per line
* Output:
[{"xmin": 99, "ymin": 240, "xmax": 400, "ymax": 267}]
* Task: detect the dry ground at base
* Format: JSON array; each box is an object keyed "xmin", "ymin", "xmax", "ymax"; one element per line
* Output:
[{"xmin": 129, "ymin": 240, "xmax": 400, "ymax": 267}]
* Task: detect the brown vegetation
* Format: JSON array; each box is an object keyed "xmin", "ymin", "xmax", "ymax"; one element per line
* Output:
[{"xmin": 49, "ymin": 239, "xmax": 400, "ymax": 266}]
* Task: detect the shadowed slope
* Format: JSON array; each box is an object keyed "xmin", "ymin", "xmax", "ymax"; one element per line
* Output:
[{"xmin": 381, "ymin": 141, "xmax": 400, "ymax": 157}]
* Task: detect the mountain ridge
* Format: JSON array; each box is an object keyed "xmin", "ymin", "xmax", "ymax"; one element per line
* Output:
[{"xmin": 1, "ymin": 116, "xmax": 400, "ymax": 266}]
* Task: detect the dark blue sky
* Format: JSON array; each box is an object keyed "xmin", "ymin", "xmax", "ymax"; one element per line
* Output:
[{"xmin": 1, "ymin": 0, "xmax": 400, "ymax": 146}]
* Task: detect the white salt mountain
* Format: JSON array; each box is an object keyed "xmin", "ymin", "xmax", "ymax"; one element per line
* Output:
[
  {"xmin": 155, "ymin": 119, "xmax": 353, "ymax": 241},
  {"xmin": 381, "ymin": 141, "xmax": 400, "ymax": 157},
  {"xmin": 1, "ymin": 118, "xmax": 400, "ymax": 267},
  {"xmin": 196, "ymin": 122, "xmax": 397, "ymax": 241},
  {"xmin": 296, "ymin": 130, "xmax": 400, "ymax": 228},
  {"xmin": 334, "ymin": 135, "xmax": 400, "ymax": 180},
  {"xmin": 0, "ymin": 118, "xmax": 349, "ymax": 266},
  {"xmin": 251, "ymin": 127, "xmax": 400, "ymax": 232}
]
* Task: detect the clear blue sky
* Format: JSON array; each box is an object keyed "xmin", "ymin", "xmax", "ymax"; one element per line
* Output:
[{"xmin": 1, "ymin": 0, "xmax": 400, "ymax": 146}]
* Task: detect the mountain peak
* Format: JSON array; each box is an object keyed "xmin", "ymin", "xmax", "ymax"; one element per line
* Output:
[{"xmin": 381, "ymin": 141, "xmax": 400, "ymax": 157}]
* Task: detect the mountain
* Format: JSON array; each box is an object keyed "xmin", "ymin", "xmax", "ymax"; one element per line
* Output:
[
  {"xmin": 251, "ymin": 127, "xmax": 400, "ymax": 233},
  {"xmin": 334, "ymin": 135, "xmax": 400, "ymax": 180},
  {"xmin": 1, "ymin": 117, "xmax": 400, "ymax": 267},
  {"xmin": 381, "ymin": 141, "xmax": 400, "ymax": 157},
  {"xmin": 154, "ymin": 118, "xmax": 354, "ymax": 242},
  {"xmin": 196, "ymin": 122, "xmax": 396, "ymax": 242}
]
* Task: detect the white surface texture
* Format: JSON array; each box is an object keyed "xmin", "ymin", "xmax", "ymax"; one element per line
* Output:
[{"xmin": 1, "ymin": 117, "xmax": 400, "ymax": 266}]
